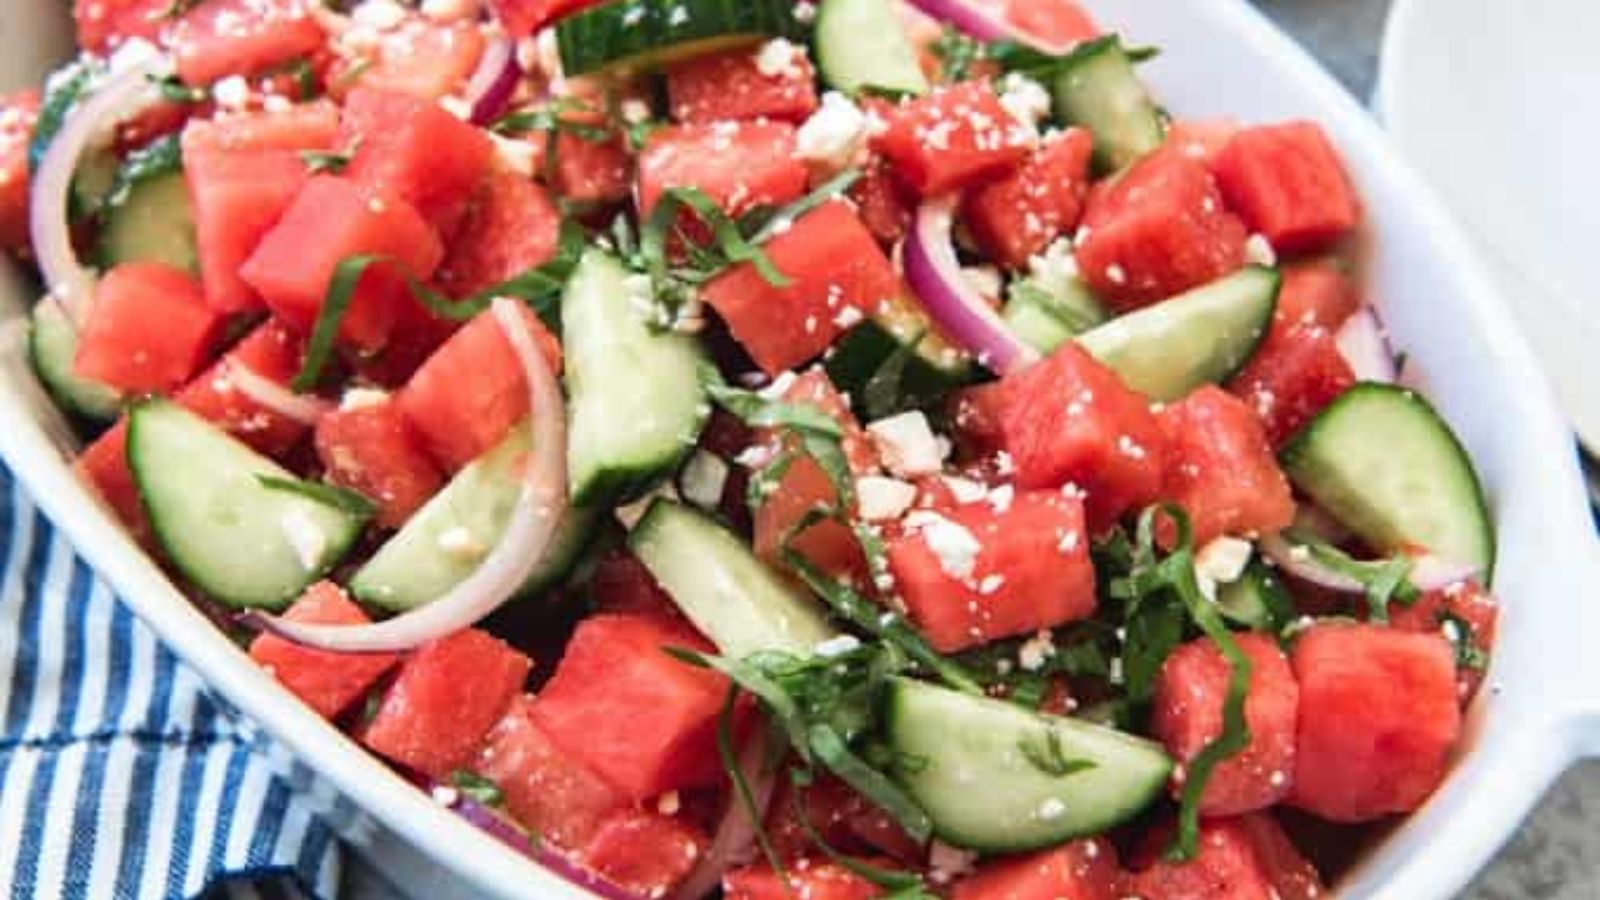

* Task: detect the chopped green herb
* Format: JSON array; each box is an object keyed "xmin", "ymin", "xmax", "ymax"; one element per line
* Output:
[
  {"xmin": 1283, "ymin": 529, "xmax": 1419, "ymax": 622},
  {"xmin": 291, "ymin": 253, "xmax": 382, "ymax": 392},
  {"xmin": 704, "ymin": 379, "xmax": 853, "ymax": 510},
  {"xmin": 448, "ymin": 769, "xmax": 505, "ymax": 807},
  {"xmin": 932, "ymin": 26, "xmax": 988, "ymax": 83},
  {"xmin": 299, "ymin": 148, "xmax": 352, "ymax": 174},
  {"xmin": 716, "ymin": 688, "xmax": 787, "ymax": 877},
  {"xmin": 31, "ymin": 62, "xmax": 96, "ymax": 173},
  {"xmin": 1017, "ymin": 727, "xmax": 1097, "ymax": 778},
  {"xmin": 859, "ymin": 328, "xmax": 925, "ymax": 421},
  {"xmin": 1440, "ymin": 612, "xmax": 1488, "ymax": 670},
  {"xmin": 155, "ymin": 75, "xmax": 208, "ymax": 106},
  {"xmin": 105, "ymin": 134, "xmax": 183, "ymax": 208},
  {"xmin": 748, "ymin": 169, "xmax": 862, "ymax": 245},
  {"xmin": 256, "ymin": 475, "xmax": 378, "ymax": 519}
]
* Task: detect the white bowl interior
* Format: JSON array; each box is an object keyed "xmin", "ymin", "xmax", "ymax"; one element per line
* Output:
[{"xmin": 2, "ymin": 2, "xmax": 1598, "ymax": 899}]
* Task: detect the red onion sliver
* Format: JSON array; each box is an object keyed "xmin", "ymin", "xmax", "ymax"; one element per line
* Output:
[
  {"xmin": 464, "ymin": 36, "xmax": 520, "ymax": 125},
  {"xmin": 904, "ymin": 197, "xmax": 1040, "ymax": 376},
  {"xmin": 31, "ymin": 52, "xmax": 175, "ymax": 324},
  {"xmin": 904, "ymin": 0, "xmax": 1079, "ymax": 55},
  {"xmin": 1407, "ymin": 554, "xmax": 1481, "ymax": 593},
  {"xmin": 249, "ymin": 299, "xmax": 568, "ymax": 652},
  {"xmin": 223, "ymin": 358, "xmax": 333, "ymax": 426},
  {"xmin": 1336, "ymin": 308, "xmax": 1398, "ymax": 383},
  {"xmin": 1257, "ymin": 533, "xmax": 1366, "ymax": 595},
  {"xmin": 674, "ymin": 730, "xmax": 778, "ymax": 900}
]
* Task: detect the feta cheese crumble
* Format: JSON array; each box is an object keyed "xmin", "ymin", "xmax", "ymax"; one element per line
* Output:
[
  {"xmin": 796, "ymin": 92, "xmax": 871, "ymax": 172},
  {"xmin": 857, "ymin": 475, "xmax": 918, "ymax": 521},
  {"xmin": 868, "ymin": 411, "xmax": 947, "ymax": 478}
]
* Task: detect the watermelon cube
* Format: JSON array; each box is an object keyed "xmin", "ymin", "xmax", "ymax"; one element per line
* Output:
[
  {"xmin": 184, "ymin": 149, "xmax": 313, "ymax": 313},
  {"xmin": 1288, "ymin": 623, "xmax": 1462, "ymax": 822},
  {"xmin": 1076, "ymin": 151, "xmax": 1247, "ymax": 311},
  {"xmin": 340, "ymin": 88, "xmax": 495, "ymax": 232},
  {"xmin": 887, "ymin": 487, "xmax": 1097, "ymax": 653},
  {"xmin": 1233, "ymin": 813, "xmax": 1327, "ymax": 900},
  {"xmin": 473, "ymin": 695, "xmax": 626, "ymax": 848},
  {"xmin": 1151, "ymin": 633, "xmax": 1299, "ymax": 816},
  {"xmin": 396, "ymin": 303, "xmax": 562, "ymax": 473},
  {"xmin": 1001, "ymin": 0, "xmax": 1100, "ymax": 48},
  {"xmin": 874, "ymin": 80, "xmax": 1034, "ymax": 196},
  {"xmin": 766, "ymin": 772, "xmax": 923, "ymax": 864},
  {"xmin": 1215, "ymin": 122, "xmax": 1361, "ymax": 255},
  {"xmin": 951, "ymin": 839, "xmax": 1125, "ymax": 900},
  {"xmin": 852, "ymin": 156, "xmax": 916, "ymax": 246},
  {"xmin": 436, "ymin": 170, "xmax": 563, "ymax": 299},
  {"xmin": 579, "ymin": 809, "xmax": 708, "ymax": 898},
  {"xmin": 667, "ymin": 46, "xmax": 820, "ymax": 125},
  {"xmin": 240, "ymin": 175, "xmax": 444, "ymax": 353},
  {"xmin": 181, "ymin": 321, "xmax": 312, "ymax": 458},
  {"xmin": 76, "ymin": 424, "xmax": 147, "ymax": 541},
  {"xmin": 588, "ymin": 550, "xmax": 689, "ymax": 625},
  {"xmin": 314, "ymin": 397, "xmax": 445, "ymax": 530},
  {"xmin": 0, "ymin": 90, "xmax": 40, "ymax": 254},
  {"xmin": 532, "ymin": 614, "xmax": 729, "ymax": 801},
  {"xmin": 550, "ymin": 117, "xmax": 633, "ymax": 205},
  {"xmin": 75, "ymin": 263, "xmax": 225, "ymax": 394},
  {"xmin": 1157, "ymin": 386, "xmax": 1296, "ymax": 546},
  {"xmin": 360, "ymin": 629, "xmax": 532, "ymax": 778},
  {"xmin": 1387, "ymin": 580, "xmax": 1499, "ymax": 700},
  {"xmin": 1128, "ymin": 819, "xmax": 1278, "ymax": 900},
  {"xmin": 1273, "ymin": 262, "xmax": 1359, "ymax": 331},
  {"xmin": 703, "ymin": 201, "xmax": 898, "ymax": 375},
  {"xmin": 637, "ymin": 121, "xmax": 810, "ymax": 218},
  {"xmin": 249, "ymin": 582, "xmax": 400, "ymax": 719},
  {"xmin": 170, "ymin": 0, "xmax": 326, "ymax": 86},
  {"xmin": 992, "ymin": 343, "xmax": 1167, "ymax": 531},
  {"xmin": 964, "ymin": 128, "xmax": 1094, "ymax": 271},
  {"xmin": 182, "ymin": 101, "xmax": 340, "ymax": 155},
  {"xmin": 74, "ymin": 0, "xmax": 170, "ymax": 54},
  {"xmin": 725, "ymin": 862, "xmax": 884, "ymax": 900},
  {"xmin": 329, "ymin": 20, "xmax": 486, "ymax": 103},
  {"xmin": 1163, "ymin": 118, "xmax": 1242, "ymax": 170},
  {"xmin": 1227, "ymin": 317, "xmax": 1355, "ymax": 448}
]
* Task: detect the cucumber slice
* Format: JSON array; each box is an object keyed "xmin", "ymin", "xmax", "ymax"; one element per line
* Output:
[
  {"xmin": 564, "ymin": 250, "xmax": 710, "ymax": 506},
  {"xmin": 1216, "ymin": 558, "xmax": 1295, "ymax": 632},
  {"xmin": 1004, "ymin": 276, "xmax": 1108, "ymax": 355},
  {"xmin": 98, "ymin": 172, "xmax": 198, "ymax": 272},
  {"xmin": 1076, "ymin": 266, "xmax": 1279, "ymax": 402},
  {"xmin": 825, "ymin": 294, "xmax": 975, "ymax": 412},
  {"xmin": 556, "ymin": 0, "xmax": 807, "ymax": 76},
  {"xmin": 1049, "ymin": 36, "xmax": 1166, "ymax": 172},
  {"xmin": 815, "ymin": 0, "xmax": 929, "ymax": 96},
  {"xmin": 628, "ymin": 500, "xmax": 837, "ymax": 658},
  {"xmin": 349, "ymin": 424, "xmax": 599, "ymax": 612},
  {"xmin": 1280, "ymin": 383, "xmax": 1495, "ymax": 576},
  {"xmin": 128, "ymin": 400, "xmax": 365, "ymax": 610},
  {"xmin": 29, "ymin": 300, "xmax": 122, "ymax": 422},
  {"xmin": 885, "ymin": 677, "xmax": 1172, "ymax": 853}
]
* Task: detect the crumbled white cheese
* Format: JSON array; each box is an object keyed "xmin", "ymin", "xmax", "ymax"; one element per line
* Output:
[
  {"xmin": 941, "ymin": 476, "xmax": 987, "ymax": 505},
  {"xmin": 430, "ymin": 785, "xmax": 460, "ymax": 806},
  {"xmin": 1028, "ymin": 238, "xmax": 1081, "ymax": 292},
  {"xmin": 1018, "ymin": 630, "xmax": 1055, "ymax": 671},
  {"xmin": 420, "ymin": 0, "xmax": 474, "ymax": 21},
  {"xmin": 961, "ymin": 264, "xmax": 1004, "ymax": 300},
  {"xmin": 615, "ymin": 483, "xmax": 680, "ymax": 529},
  {"xmin": 488, "ymin": 131, "xmax": 540, "ymax": 177},
  {"xmin": 753, "ymin": 38, "xmax": 804, "ymax": 80},
  {"xmin": 438, "ymin": 95, "xmax": 473, "ymax": 120},
  {"xmin": 619, "ymin": 98, "xmax": 652, "ymax": 125},
  {"xmin": 1244, "ymin": 233, "xmax": 1278, "ymax": 267},
  {"xmin": 351, "ymin": 0, "xmax": 409, "ymax": 31},
  {"xmin": 339, "ymin": 387, "xmax": 389, "ymax": 411},
  {"xmin": 792, "ymin": 0, "xmax": 818, "ymax": 24},
  {"xmin": 997, "ymin": 73, "xmax": 1051, "ymax": 133},
  {"xmin": 796, "ymin": 91, "xmax": 870, "ymax": 172},
  {"xmin": 107, "ymin": 37, "xmax": 162, "ymax": 78},
  {"xmin": 857, "ymin": 475, "xmax": 918, "ymax": 522},
  {"xmin": 928, "ymin": 842, "xmax": 979, "ymax": 884},
  {"xmin": 656, "ymin": 790, "xmax": 681, "ymax": 815},
  {"xmin": 1197, "ymin": 536, "xmax": 1254, "ymax": 585},
  {"xmin": 987, "ymin": 484, "xmax": 1014, "ymax": 514},
  {"xmin": 868, "ymin": 411, "xmax": 946, "ymax": 478},
  {"xmin": 211, "ymin": 75, "xmax": 251, "ymax": 110},
  {"xmin": 814, "ymin": 634, "xmax": 862, "ymax": 658},
  {"xmin": 679, "ymin": 450, "xmax": 729, "ymax": 511},
  {"xmin": 279, "ymin": 509, "xmax": 327, "ymax": 571},
  {"xmin": 904, "ymin": 511, "xmax": 982, "ymax": 580}
]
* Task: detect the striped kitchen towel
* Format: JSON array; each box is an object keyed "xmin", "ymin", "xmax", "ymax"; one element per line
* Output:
[{"xmin": 0, "ymin": 463, "xmax": 342, "ymax": 900}]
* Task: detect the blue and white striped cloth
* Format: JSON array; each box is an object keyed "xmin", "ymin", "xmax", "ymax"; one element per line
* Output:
[{"xmin": 0, "ymin": 463, "xmax": 342, "ymax": 900}]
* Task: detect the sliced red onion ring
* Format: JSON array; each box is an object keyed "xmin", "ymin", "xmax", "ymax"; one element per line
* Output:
[
  {"xmin": 464, "ymin": 35, "xmax": 520, "ymax": 125},
  {"xmin": 674, "ymin": 730, "xmax": 778, "ymax": 900},
  {"xmin": 223, "ymin": 358, "xmax": 333, "ymax": 426},
  {"xmin": 1259, "ymin": 534, "xmax": 1481, "ymax": 596},
  {"xmin": 1407, "ymin": 554, "xmax": 1481, "ymax": 592},
  {"xmin": 904, "ymin": 0, "xmax": 1080, "ymax": 55},
  {"xmin": 904, "ymin": 197, "xmax": 1039, "ymax": 376},
  {"xmin": 249, "ymin": 299, "xmax": 568, "ymax": 652},
  {"xmin": 1335, "ymin": 308, "xmax": 1398, "ymax": 383},
  {"xmin": 31, "ymin": 53, "xmax": 175, "ymax": 324}
]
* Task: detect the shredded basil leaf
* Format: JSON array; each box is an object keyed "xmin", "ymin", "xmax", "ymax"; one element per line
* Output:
[
  {"xmin": 747, "ymin": 169, "xmax": 863, "ymax": 246},
  {"xmin": 644, "ymin": 187, "xmax": 791, "ymax": 288},
  {"xmin": 860, "ymin": 328, "xmax": 925, "ymax": 422},
  {"xmin": 1017, "ymin": 727, "xmax": 1097, "ymax": 778},
  {"xmin": 448, "ymin": 769, "xmax": 505, "ymax": 807},
  {"xmin": 299, "ymin": 148, "xmax": 352, "ymax": 175},
  {"xmin": 491, "ymin": 98, "xmax": 612, "ymax": 142},
  {"xmin": 787, "ymin": 780, "xmax": 934, "ymax": 898},
  {"xmin": 256, "ymin": 475, "xmax": 378, "ymax": 519},
  {"xmin": 716, "ymin": 687, "xmax": 786, "ymax": 877},
  {"xmin": 932, "ymin": 26, "xmax": 989, "ymax": 83},
  {"xmin": 704, "ymin": 380, "xmax": 854, "ymax": 510},
  {"xmin": 1440, "ymin": 612, "xmax": 1488, "ymax": 671},
  {"xmin": 1283, "ymin": 529, "xmax": 1419, "ymax": 622},
  {"xmin": 291, "ymin": 254, "xmax": 383, "ymax": 392},
  {"xmin": 809, "ymin": 723, "xmax": 932, "ymax": 844}
]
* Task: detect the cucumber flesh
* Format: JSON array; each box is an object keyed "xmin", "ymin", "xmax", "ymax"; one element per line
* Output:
[
  {"xmin": 1216, "ymin": 558, "xmax": 1295, "ymax": 632},
  {"xmin": 1076, "ymin": 266, "xmax": 1279, "ymax": 402},
  {"xmin": 128, "ymin": 401, "xmax": 365, "ymax": 610},
  {"xmin": 349, "ymin": 424, "xmax": 598, "ymax": 612},
  {"xmin": 885, "ymin": 677, "xmax": 1172, "ymax": 853},
  {"xmin": 1050, "ymin": 36, "xmax": 1166, "ymax": 172},
  {"xmin": 563, "ymin": 250, "xmax": 710, "ymax": 506},
  {"xmin": 825, "ymin": 294, "xmax": 975, "ymax": 412},
  {"xmin": 628, "ymin": 500, "xmax": 837, "ymax": 658},
  {"xmin": 98, "ymin": 171, "xmax": 198, "ymax": 272},
  {"xmin": 815, "ymin": 0, "xmax": 929, "ymax": 96},
  {"xmin": 1280, "ymin": 383, "xmax": 1496, "ymax": 577},
  {"xmin": 556, "ymin": 0, "xmax": 807, "ymax": 76},
  {"xmin": 1004, "ymin": 276, "xmax": 1108, "ymax": 355},
  {"xmin": 30, "ymin": 300, "xmax": 122, "ymax": 422}
]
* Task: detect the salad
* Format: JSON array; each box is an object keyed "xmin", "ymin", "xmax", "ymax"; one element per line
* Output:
[{"xmin": 0, "ymin": 0, "xmax": 1501, "ymax": 897}]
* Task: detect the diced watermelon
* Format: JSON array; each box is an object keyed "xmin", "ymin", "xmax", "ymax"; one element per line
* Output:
[
  {"xmin": 702, "ymin": 201, "xmax": 898, "ymax": 375},
  {"xmin": 1227, "ymin": 318, "xmax": 1355, "ymax": 448},
  {"xmin": 579, "ymin": 809, "xmax": 708, "ymax": 898},
  {"xmin": 1128, "ymin": 819, "xmax": 1278, "ymax": 900},
  {"xmin": 170, "ymin": 0, "xmax": 326, "ymax": 86},
  {"xmin": 183, "ymin": 147, "xmax": 316, "ymax": 313},
  {"xmin": 1156, "ymin": 386, "xmax": 1295, "ymax": 546},
  {"xmin": 1163, "ymin": 118, "xmax": 1242, "ymax": 170},
  {"xmin": 75, "ymin": 263, "xmax": 225, "ymax": 394},
  {"xmin": 963, "ymin": 128, "xmax": 1094, "ymax": 270},
  {"xmin": 588, "ymin": 550, "xmax": 689, "ymax": 625},
  {"xmin": 1001, "ymin": 0, "xmax": 1100, "ymax": 48},
  {"xmin": 951, "ymin": 839, "xmax": 1125, "ymax": 900},
  {"xmin": 360, "ymin": 629, "xmax": 532, "ymax": 778},
  {"xmin": 725, "ymin": 862, "xmax": 884, "ymax": 900},
  {"xmin": 991, "ymin": 343, "xmax": 1167, "ymax": 531},
  {"xmin": 474, "ymin": 695, "xmax": 627, "ymax": 847},
  {"xmin": 181, "ymin": 101, "xmax": 340, "ymax": 154},
  {"xmin": 239, "ymin": 175, "xmax": 444, "ymax": 352},
  {"xmin": 314, "ymin": 397, "xmax": 445, "ymax": 530},
  {"xmin": 550, "ymin": 120, "xmax": 634, "ymax": 206},
  {"xmin": 436, "ymin": 170, "xmax": 563, "ymax": 299},
  {"xmin": 348, "ymin": 295, "xmax": 461, "ymax": 389},
  {"xmin": 340, "ymin": 87, "xmax": 495, "ymax": 232},
  {"xmin": 888, "ymin": 487, "xmax": 1096, "ymax": 653},
  {"xmin": 74, "ymin": 0, "xmax": 171, "ymax": 54},
  {"xmin": 0, "ymin": 90, "xmax": 40, "ymax": 255},
  {"xmin": 248, "ymin": 581, "xmax": 400, "ymax": 719},
  {"xmin": 76, "ymin": 424, "xmax": 147, "ymax": 540},
  {"xmin": 180, "ymin": 320, "xmax": 312, "ymax": 458},
  {"xmin": 852, "ymin": 156, "xmax": 915, "ymax": 246},
  {"xmin": 667, "ymin": 46, "xmax": 820, "ymax": 124},
  {"xmin": 874, "ymin": 80, "xmax": 1033, "ymax": 196},
  {"xmin": 637, "ymin": 121, "xmax": 809, "ymax": 219},
  {"xmin": 1288, "ymin": 623, "xmax": 1461, "ymax": 822},
  {"xmin": 487, "ymin": 0, "xmax": 605, "ymax": 37},
  {"xmin": 1233, "ymin": 813, "xmax": 1327, "ymax": 900},
  {"xmin": 532, "ymin": 614, "xmax": 728, "ymax": 801},
  {"xmin": 1151, "ymin": 633, "xmax": 1299, "ymax": 816},
  {"xmin": 396, "ymin": 303, "xmax": 562, "ymax": 473},
  {"xmin": 1076, "ymin": 151, "xmax": 1247, "ymax": 311},
  {"xmin": 766, "ymin": 772, "xmax": 923, "ymax": 865},
  {"xmin": 1387, "ymin": 580, "xmax": 1498, "ymax": 700},
  {"xmin": 328, "ymin": 19, "xmax": 485, "ymax": 102},
  {"xmin": 1215, "ymin": 122, "xmax": 1360, "ymax": 255}
]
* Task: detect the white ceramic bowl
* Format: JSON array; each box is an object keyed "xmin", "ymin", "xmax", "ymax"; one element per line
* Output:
[{"xmin": 1, "ymin": 2, "xmax": 1597, "ymax": 898}]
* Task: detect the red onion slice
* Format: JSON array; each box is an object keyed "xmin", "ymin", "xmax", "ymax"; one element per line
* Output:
[
  {"xmin": 30, "ymin": 52, "xmax": 175, "ymax": 323},
  {"xmin": 249, "ymin": 299, "xmax": 568, "ymax": 652},
  {"xmin": 904, "ymin": 197, "xmax": 1039, "ymax": 376},
  {"xmin": 1407, "ymin": 554, "xmax": 1482, "ymax": 593},
  {"xmin": 674, "ymin": 730, "xmax": 778, "ymax": 900},
  {"xmin": 1259, "ymin": 534, "xmax": 1481, "ymax": 596},
  {"xmin": 464, "ymin": 35, "xmax": 520, "ymax": 125},
  {"xmin": 1335, "ymin": 308, "xmax": 1398, "ymax": 383},
  {"xmin": 223, "ymin": 358, "xmax": 333, "ymax": 426},
  {"xmin": 904, "ymin": 0, "xmax": 1081, "ymax": 55}
]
